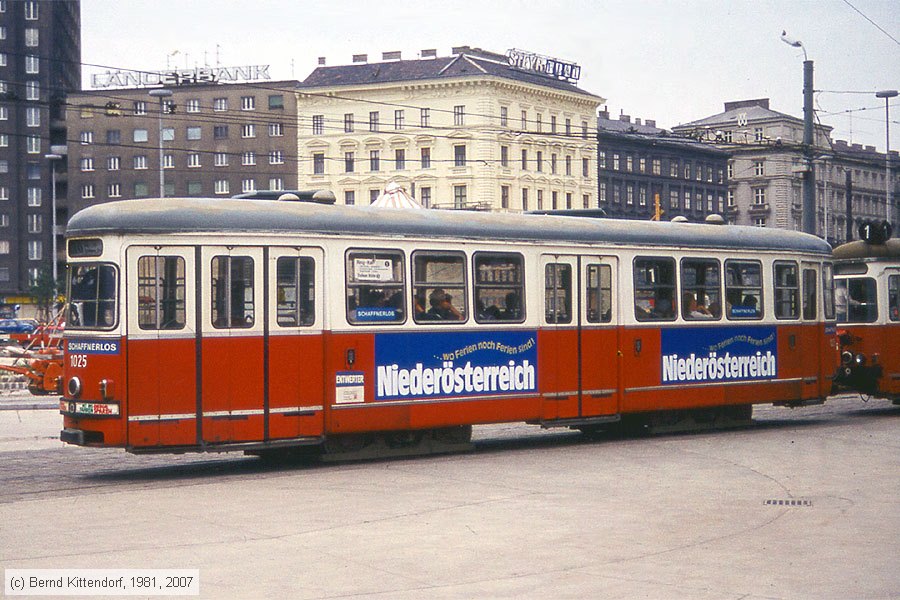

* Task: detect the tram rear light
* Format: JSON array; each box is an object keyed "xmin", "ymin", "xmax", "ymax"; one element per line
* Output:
[
  {"xmin": 67, "ymin": 377, "xmax": 82, "ymax": 398},
  {"xmin": 99, "ymin": 379, "xmax": 115, "ymax": 400}
]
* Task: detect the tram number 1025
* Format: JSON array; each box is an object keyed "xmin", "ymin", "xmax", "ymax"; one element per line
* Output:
[{"xmin": 69, "ymin": 354, "xmax": 88, "ymax": 368}]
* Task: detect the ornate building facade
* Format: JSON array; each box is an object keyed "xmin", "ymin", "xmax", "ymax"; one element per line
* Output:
[{"xmin": 295, "ymin": 46, "xmax": 603, "ymax": 211}]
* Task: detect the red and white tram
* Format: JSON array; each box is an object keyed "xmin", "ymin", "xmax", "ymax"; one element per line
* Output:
[
  {"xmin": 832, "ymin": 231, "xmax": 900, "ymax": 401},
  {"xmin": 59, "ymin": 198, "xmax": 838, "ymax": 457}
]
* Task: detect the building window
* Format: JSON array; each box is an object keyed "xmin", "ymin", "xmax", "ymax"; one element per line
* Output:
[
  {"xmin": 394, "ymin": 110, "xmax": 404, "ymax": 130},
  {"xmin": 312, "ymin": 153, "xmax": 325, "ymax": 174},
  {"xmin": 565, "ymin": 118, "xmax": 572, "ymax": 136},
  {"xmin": 754, "ymin": 217, "xmax": 767, "ymax": 227},
  {"xmin": 421, "ymin": 147, "xmax": 431, "ymax": 168},
  {"xmin": 754, "ymin": 127, "xmax": 764, "ymax": 142},
  {"xmin": 454, "ymin": 145, "xmax": 466, "ymax": 167},
  {"xmin": 369, "ymin": 111, "xmax": 379, "ymax": 132},
  {"xmin": 241, "ymin": 124, "xmax": 256, "ymax": 138},
  {"xmin": 24, "ymin": 28, "xmax": 38, "ymax": 46},
  {"xmin": 268, "ymin": 122, "xmax": 284, "ymax": 137},
  {"xmin": 369, "ymin": 150, "xmax": 380, "ymax": 171},
  {"xmin": 612, "ymin": 154, "xmax": 620, "ymax": 170},
  {"xmin": 186, "ymin": 126, "xmax": 201, "ymax": 140},
  {"xmin": 551, "ymin": 154, "xmax": 557, "ymax": 175},
  {"xmin": 684, "ymin": 163, "xmax": 691, "ymax": 179},
  {"xmin": 754, "ymin": 160, "xmax": 765, "ymax": 176},
  {"xmin": 269, "ymin": 150, "xmax": 284, "ymax": 165},
  {"xmin": 626, "ymin": 155, "xmax": 633, "ymax": 172},
  {"xmin": 501, "ymin": 185, "xmax": 510, "ymax": 209},
  {"xmin": 215, "ymin": 180, "xmax": 230, "ymax": 195},
  {"xmin": 454, "ymin": 105, "xmax": 465, "ymax": 126},
  {"xmin": 80, "ymin": 157, "xmax": 94, "ymax": 172},
  {"xmin": 370, "ymin": 189, "xmax": 379, "ymax": 204},
  {"xmin": 550, "ymin": 115, "xmax": 557, "ymax": 134},
  {"xmin": 453, "ymin": 185, "xmax": 467, "ymax": 208},
  {"xmin": 81, "ymin": 131, "xmax": 94, "ymax": 145},
  {"xmin": 599, "ymin": 182, "xmax": 607, "ymax": 203},
  {"xmin": 500, "ymin": 106, "xmax": 508, "ymax": 128},
  {"xmin": 501, "ymin": 146, "xmax": 509, "ymax": 168},
  {"xmin": 522, "ymin": 188, "xmax": 529, "ymax": 211},
  {"xmin": 25, "ymin": 106, "xmax": 40, "ymax": 127},
  {"xmin": 108, "ymin": 183, "xmax": 121, "ymax": 198},
  {"xmin": 28, "ymin": 240, "xmax": 42, "ymax": 261},
  {"xmin": 420, "ymin": 187, "xmax": 431, "ymax": 208},
  {"xmin": 685, "ymin": 191, "xmax": 692, "ymax": 210},
  {"xmin": 24, "ymin": 1, "xmax": 38, "ymax": 19},
  {"xmin": 214, "ymin": 125, "xmax": 228, "ymax": 139},
  {"xmin": 420, "ymin": 108, "xmax": 430, "ymax": 128},
  {"xmin": 536, "ymin": 151, "xmax": 543, "ymax": 172},
  {"xmin": 0, "ymin": 214, "xmax": 9, "ymax": 228},
  {"xmin": 344, "ymin": 190, "xmax": 355, "ymax": 206},
  {"xmin": 214, "ymin": 153, "xmax": 229, "ymax": 167},
  {"xmin": 583, "ymin": 158, "xmax": 590, "ymax": 178},
  {"xmin": 133, "ymin": 101, "xmax": 147, "ymax": 115},
  {"xmin": 26, "ymin": 187, "xmax": 40, "ymax": 206},
  {"xmin": 133, "ymin": 155, "xmax": 147, "ymax": 170},
  {"xmin": 25, "ymin": 80, "xmax": 39, "ymax": 100},
  {"xmin": 344, "ymin": 152, "xmax": 355, "ymax": 173},
  {"xmin": 134, "ymin": 182, "xmax": 149, "ymax": 197},
  {"xmin": 81, "ymin": 184, "xmax": 95, "ymax": 199},
  {"xmin": 188, "ymin": 153, "xmax": 201, "ymax": 168},
  {"xmin": 27, "ymin": 214, "xmax": 41, "ymax": 234},
  {"xmin": 268, "ymin": 94, "xmax": 284, "ymax": 110},
  {"xmin": 754, "ymin": 188, "xmax": 766, "ymax": 205},
  {"xmin": 565, "ymin": 155, "xmax": 572, "ymax": 176},
  {"xmin": 537, "ymin": 189, "xmax": 544, "ymax": 210},
  {"xmin": 241, "ymin": 96, "xmax": 256, "ymax": 110},
  {"xmin": 25, "ymin": 55, "xmax": 39, "ymax": 74},
  {"xmin": 268, "ymin": 178, "xmax": 283, "ymax": 191},
  {"xmin": 186, "ymin": 99, "xmax": 201, "ymax": 113},
  {"xmin": 670, "ymin": 189, "xmax": 680, "ymax": 209},
  {"xmin": 133, "ymin": 129, "xmax": 147, "ymax": 143},
  {"xmin": 344, "ymin": 113, "xmax": 354, "ymax": 133},
  {"xmin": 160, "ymin": 127, "xmax": 175, "ymax": 142},
  {"xmin": 26, "ymin": 135, "xmax": 40, "ymax": 154},
  {"xmin": 395, "ymin": 149, "xmax": 405, "ymax": 170},
  {"xmin": 242, "ymin": 179, "xmax": 256, "ymax": 193},
  {"xmin": 105, "ymin": 129, "xmax": 121, "ymax": 145},
  {"xmin": 0, "ymin": 242, "xmax": 8, "ymax": 255},
  {"xmin": 521, "ymin": 110, "xmax": 528, "ymax": 130},
  {"xmin": 213, "ymin": 98, "xmax": 227, "ymax": 112},
  {"xmin": 521, "ymin": 149, "xmax": 528, "ymax": 170},
  {"xmin": 582, "ymin": 121, "xmax": 588, "ymax": 139},
  {"xmin": 312, "ymin": 114, "xmax": 324, "ymax": 135},
  {"xmin": 107, "ymin": 156, "xmax": 120, "ymax": 171},
  {"xmin": 242, "ymin": 151, "xmax": 256, "ymax": 166},
  {"xmin": 626, "ymin": 184, "xmax": 634, "ymax": 205},
  {"xmin": 536, "ymin": 113, "xmax": 542, "ymax": 132}
]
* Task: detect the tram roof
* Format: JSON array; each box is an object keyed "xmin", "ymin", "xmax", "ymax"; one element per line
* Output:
[
  {"xmin": 66, "ymin": 198, "xmax": 832, "ymax": 255},
  {"xmin": 832, "ymin": 239, "xmax": 900, "ymax": 261}
]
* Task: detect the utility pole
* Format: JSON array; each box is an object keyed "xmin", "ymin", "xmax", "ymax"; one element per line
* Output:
[
  {"xmin": 802, "ymin": 60, "xmax": 816, "ymax": 235},
  {"xmin": 845, "ymin": 171, "xmax": 853, "ymax": 241}
]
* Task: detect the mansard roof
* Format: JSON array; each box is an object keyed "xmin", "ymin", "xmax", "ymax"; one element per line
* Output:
[{"xmin": 300, "ymin": 47, "xmax": 602, "ymax": 100}]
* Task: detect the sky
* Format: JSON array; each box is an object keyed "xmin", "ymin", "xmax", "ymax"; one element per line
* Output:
[{"xmin": 80, "ymin": 0, "xmax": 900, "ymax": 152}]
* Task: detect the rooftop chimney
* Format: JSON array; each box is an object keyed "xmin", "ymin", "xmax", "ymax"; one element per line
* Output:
[
  {"xmin": 634, "ymin": 118, "xmax": 642, "ymax": 126},
  {"xmin": 317, "ymin": 57, "xmax": 326, "ymax": 66},
  {"xmin": 645, "ymin": 119, "xmax": 656, "ymax": 128},
  {"xmin": 421, "ymin": 49, "xmax": 437, "ymax": 59},
  {"xmin": 352, "ymin": 54, "xmax": 368, "ymax": 63},
  {"xmin": 724, "ymin": 98, "xmax": 770, "ymax": 112},
  {"xmin": 382, "ymin": 51, "xmax": 401, "ymax": 61}
]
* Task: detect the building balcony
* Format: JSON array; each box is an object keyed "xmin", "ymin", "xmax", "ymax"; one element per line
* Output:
[{"xmin": 748, "ymin": 203, "xmax": 770, "ymax": 214}]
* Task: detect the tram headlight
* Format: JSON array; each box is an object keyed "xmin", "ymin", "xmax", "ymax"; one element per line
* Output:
[
  {"xmin": 841, "ymin": 351, "xmax": 853, "ymax": 365},
  {"xmin": 67, "ymin": 377, "xmax": 82, "ymax": 398},
  {"xmin": 854, "ymin": 353, "xmax": 867, "ymax": 367}
]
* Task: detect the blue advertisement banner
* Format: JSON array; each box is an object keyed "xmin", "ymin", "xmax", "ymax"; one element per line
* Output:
[
  {"xmin": 660, "ymin": 326, "xmax": 777, "ymax": 385},
  {"xmin": 374, "ymin": 330, "xmax": 538, "ymax": 401}
]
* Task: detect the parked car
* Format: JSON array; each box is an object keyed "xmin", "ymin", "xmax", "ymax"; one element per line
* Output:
[{"xmin": 0, "ymin": 318, "xmax": 38, "ymax": 334}]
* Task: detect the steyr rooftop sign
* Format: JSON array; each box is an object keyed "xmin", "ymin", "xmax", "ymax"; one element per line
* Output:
[
  {"xmin": 506, "ymin": 49, "xmax": 581, "ymax": 83},
  {"xmin": 90, "ymin": 65, "xmax": 272, "ymax": 89}
]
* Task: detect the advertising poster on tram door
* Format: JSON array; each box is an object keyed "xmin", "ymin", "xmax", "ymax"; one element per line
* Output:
[
  {"xmin": 661, "ymin": 326, "xmax": 778, "ymax": 385},
  {"xmin": 374, "ymin": 331, "xmax": 538, "ymax": 401}
]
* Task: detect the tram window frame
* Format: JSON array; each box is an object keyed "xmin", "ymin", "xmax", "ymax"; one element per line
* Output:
[
  {"xmin": 211, "ymin": 256, "xmax": 255, "ymax": 329},
  {"xmin": 889, "ymin": 274, "xmax": 899, "ymax": 322},
  {"xmin": 586, "ymin": 264, "xmax": 613, "ymax": 324},
  {"xmin": 633, "ymin": 257, "xmax": 677, "ymax": 322},
  {"xmin": 834, "ymin": 277, "xmax": 877, "ymax": 323},
  {"xmin": 412, "ymin": 251, "xmax": 467, "ymax": 324},
  {"xmin": 773, "ymin": 261, "xmax": 799, "ymax": 320},
  {"xmin": 823, "ymin": 263, "xmax": 835, "ymax": 321},
  {"xmin": 544, "ymin": 262, "xmax": 572, "ymax": 324},
  {"xmin": 66, "ymin": 262, "xmax": 119, "ymax": 330},
  {"xmin": 802, "ymin": 267, "xmax": 817, "ymax": 320},
  {"xmin": 680, "ymin": 258, "xmax": 721, "ymax": 320},
  {"xmin": 724, "ymin": 259, "xmax": 763, "ymax": 320},
  {"xmin": 275, "ymin": 256, "xmax": 315, "ymax": 327},
  {"xmin": 136, "ymin": 256, "xmax": 186, "ymax": 330},
  {"xmin": 345, "ymin": 249, "xmax": 406, "ymax": 325},
  {"xmin": 473, "ymin": 252, "xmax": 525, "ymax": 323}
]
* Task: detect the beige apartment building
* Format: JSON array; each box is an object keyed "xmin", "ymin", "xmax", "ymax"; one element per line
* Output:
[{"xmin": 295, "ymin": 46, "xmax": 603, "ymax": 211}]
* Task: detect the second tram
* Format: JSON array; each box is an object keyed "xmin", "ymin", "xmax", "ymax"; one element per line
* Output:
[{"xmin": 59, "ymin": 198, "xmax": 838, "ymax": 457}]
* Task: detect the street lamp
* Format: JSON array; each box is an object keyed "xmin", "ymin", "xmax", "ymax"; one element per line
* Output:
[
  {"xmin": 148, "ymin": 88, "xmax": 173, "ymax": 198},
  {"xmin": 875, "ymin": 89, "xmax": 898, "ymax": 226},
  {"xmin": 44, "ymin": 153, "xmax": 63, "ymax": 290},
  {"xmin": 781, "ymin": 31, "xmax": 816, "ymax": 235}
]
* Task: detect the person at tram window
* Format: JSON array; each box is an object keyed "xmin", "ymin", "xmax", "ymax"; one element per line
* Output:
[
  {"xmin": 426, "ymin": 288, "xmax": 462, "ymax": 320},
  {"xmin": 683, "ymin": 292, "xmax": 713, "ymax": 319},
  {"xmin": 414, "ymin": 290, "xmax": 427, "ymax": 317},
  {"xmin": 500, "ymin": 291, "xmax": 521, "ymax": 320},
  {"xmin": 650, "ymin": 291, "xmax": 674, "ymax": 319}
]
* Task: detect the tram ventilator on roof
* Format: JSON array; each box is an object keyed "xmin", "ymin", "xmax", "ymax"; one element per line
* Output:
[{"xmin": 371, "ymin": 182, "xmax": 422, "ymax": 209}]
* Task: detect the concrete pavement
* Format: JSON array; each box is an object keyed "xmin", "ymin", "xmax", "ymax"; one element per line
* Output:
[{"xmin": 1, "ymin": 396, "xmax": 898, "ymax": 599}]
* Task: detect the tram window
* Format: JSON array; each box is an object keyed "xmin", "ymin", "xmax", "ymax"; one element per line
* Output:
[
  {"xmin": 680, "ymin": 258, "xmax": 721, "ymax": 320},
  {"xmin": 67, "ymin": 263, "xmax": 118, "ymax": 330},
  {"xmin": 412, "ymin": 251, "xmax": 466, "ymax": 324},
  {"xmin": 802, "ymin": 268, "xmax": 817, "ymax": 320},
  {"xmin": 835, "ymin": 277, "xmax": 877, "ymax": 323},
  {"xmin": 724, "ymin": 260, "xmax": 762, "ymax": 319},
  {"xmin": 276, "ymin": 257, "xmax": 315, "ymax": 327},
  {"xmin": 773, "ymin": 261, "xmax": 799, "ymax": 319},
  {"xmin": 633, "ymin": 257, "xmax": 676, "ymax": 321},
  {"xmin": 346, "ymin": 250, "xmax": 405, "ymax": 324},
  {"xmin": 823, "ymin": 263, "xmax": 835, "ymax": 320},
  {"xmin": 890, "ymin": 275, "xmax": 900, "ymax": 322},
  {"xmin": 586, "ymin": 264, "xmax": 612, "ymax": 323},
  {"xmin": 211, "ymin": 256, "xmax": 254, "ymax": 328},
  {"xmin": 474, "ymin": 252, "xmax": 525, "ymax": 323},
  {"xmin": 137, "ymin": 256, "xmax": 185, "ymax": 330},
  {"xmin": 544, "ymin": 263, "xmax": 572, "ymax": 324}
]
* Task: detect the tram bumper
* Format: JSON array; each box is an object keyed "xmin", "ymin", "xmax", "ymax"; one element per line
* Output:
[{"xmin": 60, "ymin": 427, "xmax": 104, "ymax": 446}]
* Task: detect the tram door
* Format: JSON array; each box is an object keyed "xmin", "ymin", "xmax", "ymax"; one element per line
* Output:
[
  {"xmin": 540, "ymin": 255, "xmax": 619, "ymax": 420},
  {"xmin": 266, "ymin": 247, "xmax": 325, "ymax": 439},
  {"xmin": 125, "ymin": 246, "xmax": 198, "ymax": 448},
  {"xmin": 200, "ymin": 246, "xmax": 265, "ymax": 443}
]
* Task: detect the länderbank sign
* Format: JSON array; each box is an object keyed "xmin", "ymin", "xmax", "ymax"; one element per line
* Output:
[{"xmin": 374, "ymin": 331, "xmax": 538, "ymax": 401}]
